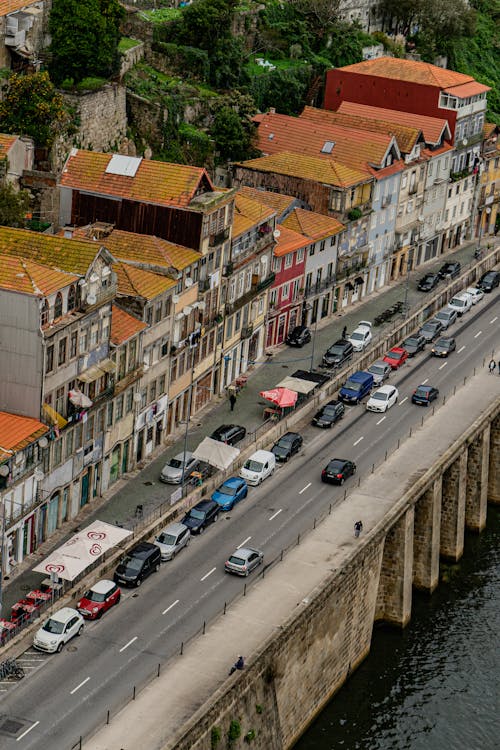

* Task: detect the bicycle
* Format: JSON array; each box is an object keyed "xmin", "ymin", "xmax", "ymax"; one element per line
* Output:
[{"xmin": 0, "ymin": 658, "xmax": 25, "ymax": 680}]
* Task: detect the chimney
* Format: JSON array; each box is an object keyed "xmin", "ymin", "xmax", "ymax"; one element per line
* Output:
[
  {"xmin": 64, "ymin": 226, "xmax": 74, "ymax": 239},
  {"xmin": 269, "ymin": 107, "xmax": 276, "ymax": 114}
]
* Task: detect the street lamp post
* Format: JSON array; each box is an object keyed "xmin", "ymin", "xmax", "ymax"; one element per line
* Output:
[{"xmin": 180, "ymin": 334, "xmax": 199, "ymax": 487}]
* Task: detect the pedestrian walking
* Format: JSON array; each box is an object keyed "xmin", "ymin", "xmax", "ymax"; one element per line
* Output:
[
  {"xmin": 354, "ymin": 520, "xmax": 363, "ymax": 538},
  {"xmin": 489, "ymin": 359, "xmax": 496, "ymax": 374},
  {"xmin": 229, "ymin": 392, "xmax": 237, "ymax": 411},
  {"xmin": 342, "ymin": 325, "xmax": 347, "ymax": 339}
]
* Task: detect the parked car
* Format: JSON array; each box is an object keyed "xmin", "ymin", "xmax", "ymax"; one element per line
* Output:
[
  {"xmin": 271, "ymin": 432, "xmax": 303, "ymax": 462},
  {"xmin": 182, "ymin": 499, "xmax": 219, "ymax": 534},
  {"xmin": 447, "ymin": 292, "xmax": 472, "ymax": 316},
  {"xmin": 312, "ymin": 400, "xmax": 345, "ymax": 428},
  {"xmin": 286, "ymin": 325, "xmax": 311, "ymax": 347},
  {"xmin": 438, "ymin": 261, "xmax": 461, "ymax": 280},
  {"xmin": 77, "ymin": 580, "xmax": 121, "ymax": 620},
  {"xmin": 418, "ymin": 319, "xmax": 444, "ymax": 342},
  {"xmin": 339, "ymin": 371, "xmax": 374, "ymax": 404},
  {"xmin": 224, "ymin": 547, "xmax": 264, "ymax": 577},
  {"xmin": 433, "ymin": 308, "xmax": 457, "ymax": 329},
  {"xmin": 477, "ymin": 270, "xmax": 500, "ymax": 293},
  {"xmin": 322, "ymin": 339, "xmax": 353, "ymax": 368},
  {"xmin": 240, "ymin": 449, "xmax": 275, "ymax": 486},
  {"xmin": 431, "ymin": 336, "xmax": 456, "ymax": 357},
  {"xmin": 367, "ymin": 360, "xmax": 392, "ymax": 386},
  {"xmin": 159, "ymin": 451, "xmax": 198, "ymax": 484},
  {"xmin": 348, "ymin": 321, "xmax": 372, "ymax": 352},
  {"xmin": 383, "ymin": 347, "xmax": 408, "ymax": 369},
  {"xmin": 402, "ymin": 335, "xmax": 426, "ymax": 357},
  {"xmin": 412, "ymin": 384, "xmax": 439, "ymax": 406},
  {"xmin": 417, "ymin": 273, "xmax": 440, "ymax": 292},
  {"xmin": 33, "ymin": 608, "xmax": 84, "ymax": 653},
  {"xmin": 114, "ymin": 542, "xmax": 161, "ymax": 587},
  {"xmin": 154, "ymin": 522, "xmax": 191, "ymax": 560},
  {"xmin": 321, "ymin": 458, "xmax": 356, "ymax": 485},
  {"xmin": 211, "ymin": 477, "xmax": 248, "ymax": 511},
  {"xmin": 366, "ymin": 385, "xmax": 399, "ymax": 413},
  {"xmin": 210, "ymin": 424, "xmax": 246, "ymax": 445},
  {"xmin": 465, "ymin": 286, "xmax": 484, "ymax": 304}
]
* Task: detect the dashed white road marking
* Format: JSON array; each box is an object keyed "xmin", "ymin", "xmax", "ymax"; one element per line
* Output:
[
  {"xmin": 458, "ymin": 345, "xmax": 466, "ymax": 353},
  {"xmin": 438, "ymin": 362, "xmax": 448, "ymax": 370},
  {"xmin": 353, "ymin": 436, "xmax": 364, "ymax": 446},
  {"xmin": 421, "ymin": 378, "xmax": 429, "ymax": 384},
  {"xmin": 70, "ymin": 676, "xmax": 90, "ymax": 695},
  {"xmin": 200, "ymin": 567, "xmax": 216, "ymax": 582},
  {"xmin": 474, "ymin": 330, "xmax": 482, "ymax": 338},
  {"xmin": 268, "ymin": 509, "xmax": 282, "ymax": 521},
  {"xmin": 298, "ymin": 482, "xmax": 311, "ymax": 495},
  {"xmin": 119, "ymin": 636, "xmax": 138, "ymax": 653},
  {"xmin": 162, "ymin": 599, "xmax": 179, "ymax": 616},
  {"xmin": 376, "ymin": 416, "xmax": 386, "ymax": 425},
  {"xmin": 399, "ymin": 396, "xmax": 408, "ymax": 405},
  {"xmin": 490, "ymin": 316, "xmax": 498, "ymax": 324},
  {"xmin": 237, "ymin": 536, "xmax": 252, "ymax": 549},
  {"xmin": 16, "ymin": 721, "xmax": 40, "ymax": 741}
]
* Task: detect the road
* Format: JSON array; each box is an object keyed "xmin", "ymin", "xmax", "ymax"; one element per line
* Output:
[{"xmin": 1, "ymin": 288, "xmax": 498, "ymax": 749}]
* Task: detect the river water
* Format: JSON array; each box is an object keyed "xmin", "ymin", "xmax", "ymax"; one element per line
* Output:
[{"xmin": 295, "ymin": 506, "xmax": 499, "ymax": 750}]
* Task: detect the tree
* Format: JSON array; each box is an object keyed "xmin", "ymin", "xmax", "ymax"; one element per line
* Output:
[
  {"xmin": 211, "ymin": 105, "xmax": 257, "ymax": 163},
  {"xmin": 49, "ymin": 0, "xmax": 124, "ymax": 85},
  {"xmin": 0, "ymin": 182, "xmax": 30, "ymax": 228},
  {"xmin": 0, "ymin": 71, "xmax": 68, "ymax": 148}
]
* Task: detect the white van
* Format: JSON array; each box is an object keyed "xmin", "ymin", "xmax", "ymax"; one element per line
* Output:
[
  {"xmin": 447, "ymin": 292, "xmax": 472, "ymax": 316},
  {"xmin": 239, "ymin": 450, "xmax": 276, "ymax": 486}
]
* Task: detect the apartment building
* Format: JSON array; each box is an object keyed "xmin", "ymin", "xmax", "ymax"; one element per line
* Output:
[{"xmin": 267, "ymin": 226, "xmax": 309, "ymax": 347}]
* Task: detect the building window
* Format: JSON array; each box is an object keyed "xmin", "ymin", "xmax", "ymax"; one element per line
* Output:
[
  {"xmin": 149, "ymin": 381, "xmax": 157, "ymax": 403},
  {"xmin": 54, "ymin": 292, "xmax": 63, "ymax": 319},
  {"xmin": 159, "ymin": 375, "xmax": 166, "ymax": 395},
  {"xmin": 107, "ymin": 402, "xmax": 114, "ymax": 427},
  {"xmin": 146, "ymin": 306, "xmax": 153, "ymax": 325},
  {"xmin": 90, "ymin": 325, "xmax": 99, "ymax": 347},
  {"xmin": 85, "ymin": 415, "xmax": 94, "ymax": 442},
  {"xmin": 75, "ymin": 424, "xmax": 83, "ymax": 451},
  {"xmin": 116, "ymin": 395, "xmax": 124, "ymax": 421},
  {"xmin": 68, "ymin": 285, "xmax": 76, "ymax": 311},
  {"xmin": 46, "ymin": 345, "xmax": 54, "ymax": 373},
  {"xmin": 126, "ymin": 390, "xmax": 134, "ymax": 413},
  {"xmin": 70, "ymin": 332, "xmax": 77, "ymax": 358},
  {"xmin": 155, "ymin": 302, "xmax": 162, "ymax": 324},
  {"xmin": 269, "ymin": 289, "xmax": 277, "ymax": 307},
  {"xmin": 296, "ymin": 248, "xmax": 304, "ymax": 263},
  {"xmin": 226, "ymin": 315, "xmax": 233, "ymax": 339},
  {"xmin": 53, "ymin": 438, "xmax": 63, "ymax": 467},
  {"xmin": 58, "ymin": 337, "xmax": 67, "ymax": 366},
  {"xmin": 282, "ymin": 282, "xmax": 290, "ymax": 300},
  {"xmin": 273, "ymin": 256, "xmax": 282, "ymax": 273},
  {"xmin": 66, "ymin": 430, "xmax": 74, "ymax": 459},
  {"xmin": 319, "ymin": 240, "xmax": 325, "ymax": 252},
  {"xmin": 41, "ymin": 299, "xmax": 49, "ymax": 326},
  {"xmin": 284, "ymin": 253, "xmax": 293, "ymax": 269},
  {"xmin": 309, "ymin": 246, "xmax": 315, "ymax": 257},
  {"xmin": 79, "ymin": 329, "xmax": 88, "ymax": 352},
  {"xmin": 56, "ymin": 386, "xmax": 65, "ymax": 415}
]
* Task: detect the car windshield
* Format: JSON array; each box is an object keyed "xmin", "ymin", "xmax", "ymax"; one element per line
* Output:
[
  {"xmin": 188, "ymin": 509, "xmax": 205, "ymax": 521},
  {"xmin": 217, "ymin": 485, "xmax": 236, "ymax": 496},
  {"xmin": 404, "ymin": 338, "xmax": 419, "ymax": 346},
  {"xmin": 167, "ymin": 458, "xmax": 182, "ymax": 468},
  {"xmin": 388, "ymin": 350, "xmax": 403, "ymax": 359},
  {"xmin": 421, "ymin": 323, "xmax": 435, "ymax": 331},
  {"xmin": 450, "ymin": 298, "xmax": 465, "ymax": 307},
  {"xmin": 121, "ymin": 556, "xmax": 143, "ymax": 572},
  {"xmin": 323, "ymin": 405, "xmax": 337, "ymax": 414},
  {"xmin": 415, "ymin": 388, "xmax": 429, "ymax": 398},
  {"xmin": 350, "ymin": 332, "xmax": 364, "ymax": 341},
  {"xmin": 228, "ymin": 555, "xmax": 245, "ymax": 566},
  {"xmin": 372, "ymin": 392, "xmax": 388, "ymax": 400},
  {"xmin": 327, "ymin": 344, "xmax": 345, "ymax": 355},
  {"xmin": 482, "ymin": 273, "xmax": 494, "ymax": 282},
  {"xmin": 42, "ymin": 618, "xmax": 65, "ymax": 634},
  {"xmin": 436, "ymin": 311, "xmax": 451, "ymax": 320},
  {"xmin": 158, "ymin": 533, "xmax": 177, "ymax": 545},
  {"xmin": 328, "ymin": 461, "xmax": 344, "ymax": 472},
  {"xmin": 435, "ymin": 339, "xmax": 450, "ymax": 348},
  {"xmin": 244, "ymin": 460, "xmax": 263, "ymax": 472},
  {"xmin": 344, "ymin": 380, "xmax": 362, "ymax": 392},
  {"xmin": 278, "ymin": 436, "xmax": 293, "ymax": 446},
  {"xmin": 369, "ymin": 364, "xmax": 385, "ymax": 374},
  {"xmin": 84, "ymin": 590, "xmax": 107, "ymax": 603}
]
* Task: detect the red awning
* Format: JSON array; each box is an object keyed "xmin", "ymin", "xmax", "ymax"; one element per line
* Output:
[{"xmin": 259, "ymin": 387, "xmax": 298, "ymax": 408}]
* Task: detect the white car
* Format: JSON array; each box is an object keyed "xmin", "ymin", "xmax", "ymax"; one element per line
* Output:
[
  {"xmin": 465, "ymin": 286, "xmax": 484, "ymax": 305},
  {"xmin": 239, "ymin": 450, "xmax": 275, "ymax": 486},
  {"xmin": 447, "ymin": 292, "xmax": 472, "ymax": 316},
  {"xmin": 160, "ymin": 451, "xmax": 198, "ymax": 484},
  {"xmin": 33, "ymin": 607, "xmax": 84, "ymax": 653},
  {"xmin": 348, "ymin": 321, "xmax": 372, "ymax": 352},
  {"xmin": 366, "ymin": 385, "xmax": 399, "ymax": 413}
]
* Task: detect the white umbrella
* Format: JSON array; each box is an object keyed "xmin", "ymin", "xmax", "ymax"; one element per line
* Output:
[{"xmin": 69, "ymin": 389, "xmax": 93, "ymax": 408}]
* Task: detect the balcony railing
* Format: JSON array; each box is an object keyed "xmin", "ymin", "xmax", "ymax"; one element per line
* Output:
[
  {"xmin": 241, "ymin": 324, "xmax": 254, "ymax": 340},
  {"xmin": 303, "ymin": 277, "xmax": 335, "ymax": 298},
  {"xmin": 209, "ymin": 228, "xmax": 230, "ymax": 247},
  {"xmin": 254, "ymin": 272, "xmax": 275, "ymax": 292}
]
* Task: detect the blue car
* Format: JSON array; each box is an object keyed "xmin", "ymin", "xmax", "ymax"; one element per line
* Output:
[{"xmin": 211, "ymin": 477, "xmax": 248, "ymax": 511}]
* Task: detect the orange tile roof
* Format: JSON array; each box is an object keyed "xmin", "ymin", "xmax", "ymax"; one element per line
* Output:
[
  {"xmin": 253, "ymin": 112, "xmax": 395, "ymax": 171},
  {"xmin": 232, "ymin": 191, "xmax": 276, "ymax": 238},
  {"xmin": 339, "ymin": 57, "xmax": 475, "ymax": 89},
  {"xmin": 237, "ymin": 151, "xmax": 369, "ymax": 189},
  {"xmin": 0, "ymin": 133, "xmax": 17, "ymax": 157},
  {"xmin": 0, "ymin": 255, "xmax": 79, "ymax": 296},
  {"xmin": 282, "ymin": 208, "xmax": 344, "ymax": 241},
  {"xmin": 337, "ymin": 101, "xmax": 450, "ymax": 145},
  {"xmin": 483, "ymin": 123, "xmax": 497, "ymax": 139},
  {"xmin": 113, "ymin": 261, "xmax": 176, "ymax": 300},
  {"xmin": 238, "ymin": 186, "xmax": 298, "ymax": 216},
  {"xmin": 60, "ymin": 149, "xmax": 215, "ymax": 209},
  {"xmin": 0, "ymin": 226, "xmax": 103, "ymax": 276},
  {"xmin": 100, "ymin": 228, "xmax": 201, "ymax": 272},
  {"xmin": 443, "ymin": 81, "xmax": 490, "ymax": 97},
  {"xmin": 110, "ymin": 305, "xmax": 147, "ymax": 346},
  {"xmin": 0, "ymin": 411, "xmax": 48, "ymax": 463},
  {"xmin": 0, "ymin": 0, "xmax": 33, "ymax": 17},
  {"xmin": 300, "ymin": 106, "xmax": 421, "ymax": 154},
  {"xmin": 274, "ymin": 225, "xmax": 309, "ymax": 258}
]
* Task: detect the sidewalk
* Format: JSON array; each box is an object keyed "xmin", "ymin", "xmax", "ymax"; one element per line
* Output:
[{"xmin": 0, "ymin": 239, "xmax": 490, "ymax": 616}]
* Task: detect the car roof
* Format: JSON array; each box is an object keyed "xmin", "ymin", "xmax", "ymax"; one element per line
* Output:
[
  {"xmin": 374, "ymin": 385, "xmax": 395, "ymax": 394},
  {"xmin": 388, "ymin": 346, "xmax": 404, "ymax": 353},
  {"xmin": 353, "ymin": 321, "xmax": 371, "ymax": 331},
  {"xmin": 233, "ymin": 547, "xmax": 260, "ymax": 559},
  {"xmin": 222, "ymin": 476, "xmax": 244, "ymax": 487},
  {"xmin": 370, "ymin": 359, "xmax": 389, "ymax": 367},
  {"xmin": 173, "ymin": 451, "xmax": 193, "ymax": 460},
  {"xmin": 436, "ymin": 308, "xmax": 454, "ymax": 316},
  {"xmin": 160, "ymin": 522, "xmax": 188, "ymax": 536},
  {"xmin": 89, "ymin": 579, "xmax": 116, "ymax": 595},
  {"xmin": 130, "ymin": 542, "xmax": 158, "ymax": 557},
  {"xmin": 48, "ymin": 607, "xmax": 80, "ymax": 623},
  {"xmin": 248, "ymin": 449, "xmax": 274, "ymax": 461},
  {"xmin": 192, "ymin": 499, "xmax": 217, "ymax": 511},
  {"xmin": 416, "ymin": 384, "xmax": 433, "ymax": 391},
  {"xmin": 279, "ymin": 431, "xmax": 299, "ymax": 440},
  {"xmin": 328, "ymin": 458, "xmax": 349, "ymax": 465},
  {"xmin": 451, "ymin": 292, "xmax": 469, "ymax": 300}
]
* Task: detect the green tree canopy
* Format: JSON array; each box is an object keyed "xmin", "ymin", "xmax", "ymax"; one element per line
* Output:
[
  {"xmin": 49, "ymin": 0, "xmax": 124, "ymax": 85},
  {"xmin": 0, "ymin": 71, "xmax": 67, "ymax": 147},
  {"xmin": 0, "ymin": 182, "xmax": 30, "ymax": 227}
]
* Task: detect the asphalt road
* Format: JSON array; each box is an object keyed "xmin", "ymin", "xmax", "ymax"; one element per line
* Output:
[{"xmin": 1, "ymin": 288, "xmax": 499, "ymax": 750}]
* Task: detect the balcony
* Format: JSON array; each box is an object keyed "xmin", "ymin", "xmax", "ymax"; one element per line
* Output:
[
  {"xmin": 303, "ymin": 278, "xmax": 335, "ymax": 298},
  {"xmin": 222, "ymin": 262, "xmax": 233, "ymax": 277},
  {"xmin": 209, "ymin": 228, "xmax": 230, "ymax": 247},
  {"xmin": 198, "ymin": 278, "xmax": 210, "ymax": 292},
  {"xmin": 241, "ymin": 324, "xmax": 254, "ymax": 340},
  {"xmin": 253, "ymin": 272, "xmax": 275, "ymax": 292},
  {"xmin": 381, "ymin": 194, "xmax": 393, "ymax": 207},
  {"xmin": 114, "ymin": 364, "xmax": 144, "ymax": 395}
]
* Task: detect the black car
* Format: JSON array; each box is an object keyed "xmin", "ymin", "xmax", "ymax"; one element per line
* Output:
[
  {"xmin": 411, "ymin": 385, "xmax": 439, "ymax": 406},
  {"xmin": 181, "ymin": 499, "xmax": 219, "ymax": 534},
  {"xmin": 271, "ymin": 432, "xmax": 303, "ymax": 462},
  {"xmin": 312, "ymin": 400, "xmax": 345, "ymax": 428},
  {"xmin": 418, "ymin": 319, "xmax": 444, "ymax": 342},
  {"xmin": 286, "ymin": 325, "xmax": 311, "ymax": 347},
  {"xmin": 438, "ymin": 261, "xmax": 461, "ymax": 280},
  {"xmin": 210, "ymin": 424, "xmax": 246, "ymax": 445},
  {"xmin": 321, "ymin": 458, "xmax": 356, "ymax": 485},
  {"xmin": 477, "ymin": 270, "xmax": 500, "ymax": 293},
  {"xmin": 322, "ymin": 339, "xmax": 354, "ymax": 368},
  {"xmin": 431, "ymin": 336, "xmax": 456, "ymax": 357},
  {"xmin": 402, "ymin": 334, "xmax": 426, "ymax": 357},
  {"xmin": 417, "ymin": 273, "xmax": 440, "ymax": 292},
  {"xmin": 113, "ymin": 542, "xmax": 161, "ymax": 587}
]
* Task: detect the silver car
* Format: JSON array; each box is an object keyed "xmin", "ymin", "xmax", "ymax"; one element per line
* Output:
[
  {"xmin": 160, "ymin": 451, "xmax": 198, "ymax": 484},
  {"xmin": 224, "ymin": 547, "xmax": 264, "ymax": 577},
  {"xmin": 433, "ymin": 308, "xmax": 457, "ymax": 329},
  {"xmin": 154, "ymin": 522, "xmax": 191, "ymax": 560},
  {"xmin": 367, "ymin": 360, "xmax": 391, "ymax": 385}
]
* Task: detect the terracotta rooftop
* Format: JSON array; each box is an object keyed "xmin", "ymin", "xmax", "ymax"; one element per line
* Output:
[
  {"xmin": 0, "ymin": 0, "xmax": 34, "ymax": 17},
  {"xmin": 338, "ymin": 57, "xmax": 476, "ymax": 89},
  {"xmin": 443, "ymin": 81, "xmax": 490, "ymax": 97},
  {"xmin": 274, "ymin": 225, "xmax": 310, "ymax": 258},
  {"xmin": 60, "ymin": 149, "xmax": 215, "ymax": 209},
  {"xmin": 253, "ymin": 112, "xmax": 396, "ymax": 171},
  {"xmin": 113, "ymin": 261, "xmax": 176, "ymax": 301},
  {"xmin": 0, "ymin": 133, "xmax": 17, "ymax": 157},
  {"xmin": 0, "ymin": 226, "xmax": 103, "ymax": 276},
  {"xmin": 110, "ymin": 304, "xmax": 148, "ymax": 346},
  {"xmin": 232, "ymin": 191, "xmax": 276, "ymax": 238},
  {"xmin": 99, "ymin": 228, "xmax": 201, "ymax": 272},
  {"xmin": 0, "ymin": 411, "xmax": 48, "ymax": 464},
  {"xmin": 0, "ymin": 255, "xmax": 79, "ymax": 296},
  {"xmin": 282, "ymin": 208, "xmax": 344, "ymax": 241},
  {"xmin": 236, "ymin": 151, "xmax": 369, "ymax": 189},
  {"xmin": 238, "ymin": 186, "xmax": 298, "ymax": 217},
  {"xmin": 336, "ymin": 101, "xmax": 450, "ymax": 146}
]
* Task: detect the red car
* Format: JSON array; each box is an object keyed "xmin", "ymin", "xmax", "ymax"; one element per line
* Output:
[
  {"xmin": 77, "ymin": 579, "xmax": 121, "ymax": 620},
  {"xmin": 383, "ymin": 347, "xmax": 409, "ymax": 369}
]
